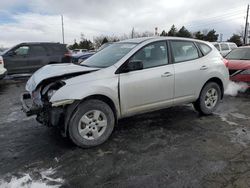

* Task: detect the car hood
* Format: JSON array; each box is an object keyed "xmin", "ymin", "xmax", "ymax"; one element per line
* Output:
[
  {"xmin": 26, "ymin": 63, "xmax": 99, "ymax": 92},
  {"xmin": 227, "ymin": 59, "xmax": 250, "ymax": 70}
]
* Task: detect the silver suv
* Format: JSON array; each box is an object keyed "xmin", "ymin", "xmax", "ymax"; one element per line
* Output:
[{"xmin": 22, "ymin": 37, "xmax": 229, "ymax": 148}]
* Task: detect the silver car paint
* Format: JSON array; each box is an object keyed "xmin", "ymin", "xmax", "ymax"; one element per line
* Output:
[{"xmin": 27, "ymin": 37, "xmax": 229, "ymax": 119}]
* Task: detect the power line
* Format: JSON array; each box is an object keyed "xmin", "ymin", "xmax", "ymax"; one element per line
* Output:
[{"xmin": 186, "ymin": 15, "xmax": 244, "ymax": 29}]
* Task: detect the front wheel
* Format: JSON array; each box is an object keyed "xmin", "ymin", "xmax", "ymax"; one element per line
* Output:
[
  {"xmin": 69, "ymin": 99, "xmax": 115, "ymax": 148},
  {"xmin": 193, "ymin": 82, "xmax": 221, "ymax": 115}
]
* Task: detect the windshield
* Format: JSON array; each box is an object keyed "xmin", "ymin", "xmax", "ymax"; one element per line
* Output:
[
  {"xmin": 226, "ymin": 48, "xmax": 250, "ymax": 60},
  {"xmin": 82, "ymin": 43, "xmax": 137, "ymax": 68}
]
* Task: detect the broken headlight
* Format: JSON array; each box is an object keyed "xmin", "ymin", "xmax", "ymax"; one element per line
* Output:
[
  {"xmin": 41, "ymin": 81, "xmax": 65, "ymax": 101},
  {"xmin": 47, "ymin": 89, "xmax": 57, "ymax": 100}
]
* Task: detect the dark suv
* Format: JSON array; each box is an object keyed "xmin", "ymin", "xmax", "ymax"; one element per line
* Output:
[{"xmin": 1, "ymin": 42, "xmax": 71, "ymax": 74}]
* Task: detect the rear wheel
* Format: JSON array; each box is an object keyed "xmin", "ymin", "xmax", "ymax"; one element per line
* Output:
[
  {"xmin": 193, "ymin": 82, "xmax": 221, "ymax": 115},
  {"xmin": 69, "ymin": 99, "xmax": 115, "ymax": 148}
]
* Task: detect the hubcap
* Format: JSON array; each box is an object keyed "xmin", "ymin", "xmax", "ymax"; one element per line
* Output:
[
  {"xmin": 78, "ymin": 110, "xmax": 107, "ymax": 140},
  {"xmin": 205, "ymin": 88, "xmax": 218, "ymax": 109}
]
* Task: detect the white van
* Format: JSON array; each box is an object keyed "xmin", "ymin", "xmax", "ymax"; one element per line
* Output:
[{"xmin": 211, "ymin": 42, "xmax": 237, "ymax": 57}]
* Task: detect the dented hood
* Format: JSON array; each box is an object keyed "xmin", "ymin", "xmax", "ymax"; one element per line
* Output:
[{"xmin": 26, "ymin": 63, "xmax": 99, "ymax": 92}]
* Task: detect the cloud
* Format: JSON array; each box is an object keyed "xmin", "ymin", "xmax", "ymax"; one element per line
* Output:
[{"xmin": 0, "ymin": 0, "xmax": 248, "ymax": 47}]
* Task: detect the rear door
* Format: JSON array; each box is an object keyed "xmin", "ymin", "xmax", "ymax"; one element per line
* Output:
[
  {"xmin": 3, "ymin": 45, "xmax": 30, "ymax": 74},
  {"xmin": 28, "ymin": 45, "xmax": 48, "ymax": 72},
  {"xmin": 170, "ymin": 40, "xmax": 208, "ymax": 104},
  {"xmin": 119, "ymin": 41, "xmax": 174, "ymax": 117}
]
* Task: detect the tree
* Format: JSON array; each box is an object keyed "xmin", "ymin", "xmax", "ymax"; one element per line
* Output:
[
  {"xmin": 79, "ymin": 39, "xmax": 94, "ymax": 50},
  {"xmin": 194, "ymin": 31, "xmax": 204, "ymax": 40},
  {"xmin": 227, "ymin": 34, "xmax": 242, "ymax": 46},
  {"xmin": 101, "ymin": 37, "xmax": 109, "ymax": 45},
  {"xmin": 204, "ymin": 29, "xmax": 218, "ymax": 42},
  {"xmin": 168, "ymin": 25, "xmax": 177, "ymax": 36},
  {"xmin": 68, "ymin": 40, "xmax": 79, "ymax": 50},
  {"xmin": 176, "ymin": 26, "xmax": 192, "ymax": 38},
  {"xmin": 160, "ymin": 30, "xmax": 167, "ymax": 36}
]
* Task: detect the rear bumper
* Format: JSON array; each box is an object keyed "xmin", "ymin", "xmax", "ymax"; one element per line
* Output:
[{"xmin": 21, "ymin": 92, "xmax": 42, "ymax": 116}]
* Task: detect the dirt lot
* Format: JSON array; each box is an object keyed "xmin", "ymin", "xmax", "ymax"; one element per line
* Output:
[{"xmin": 0, "ymin": 78, "xmax": 250, "ymax": 188}]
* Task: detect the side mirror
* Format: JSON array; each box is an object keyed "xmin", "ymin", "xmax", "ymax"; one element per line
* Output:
[{"xmin": 123, "ymin": 60, "xmax": 143, "ymax": 73}]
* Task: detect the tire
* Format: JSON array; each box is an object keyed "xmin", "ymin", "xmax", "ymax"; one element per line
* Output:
[
  {"xmin": 68, "ymin": 99, "xmax": 115, "ymax": 148},
  {"xmin": 193, "ymin": 82, "xmax": 221, "ymax": 115}
]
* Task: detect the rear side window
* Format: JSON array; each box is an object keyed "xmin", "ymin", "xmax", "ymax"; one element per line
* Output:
[
  {"xmin": 48, "ymin": 44, "xmax": 66, "ymax": 55},
  {"xmin": 229, "ymin": 43, "xmax": 237, "ymax": 50},
  {"xmin": 30, "ymin": 45, "xmax": 47, "ymax": 56},
  {"xmin": 220, "ymin": 43, "xmax": 229, "ymax": 51},
  {"xmin": 197, "ymin": 43, "xmax": 212, "ymax": 55},
  {"xmin": 170, "ymin": 41, "xmax": 199, "ymax": 63}
]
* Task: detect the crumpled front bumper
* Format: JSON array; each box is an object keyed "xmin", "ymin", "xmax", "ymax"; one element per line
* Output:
[{"xmin": 21, "ymin": 92, "xmax": 42, "ymax": 116}]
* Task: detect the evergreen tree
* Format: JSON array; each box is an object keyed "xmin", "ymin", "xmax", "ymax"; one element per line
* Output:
[
  {"xmin": 102, "ymin": 37, "xmax": 109, "ymax": 45},
  {"xmin": 176, "ymin": 26, "xmax": 192, "ymax": 38},
  {"xmin": 194, "ymin": 31, "xmax": 204, "ymax": 40},
  {"xmin": 160, "ymin": 30, "xmax": 167, "ymax": 36},
  {"xmin": 204, "ymin": 29, "xmax": 218, "ymax": 42},
  {"xmin": 227, "ymin": 34, "xmax": 242, "ymax": 46},
  {"xmin": 168, "ymin": 25, "xmax": 177, "ymax": 36}
]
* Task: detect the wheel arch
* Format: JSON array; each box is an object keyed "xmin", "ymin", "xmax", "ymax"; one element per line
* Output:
[
  {"xmin": 201, "ymin": 77, "xmax": 224, "ymax": 99},
  {"xmin": 63, "ymin": 94, "xmax": 118, "ymax": 137}
]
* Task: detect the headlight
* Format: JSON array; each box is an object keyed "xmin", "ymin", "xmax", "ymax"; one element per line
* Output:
[{"xmin": 47, "ymin": 89, "xmax": 57, "ymax": 100}]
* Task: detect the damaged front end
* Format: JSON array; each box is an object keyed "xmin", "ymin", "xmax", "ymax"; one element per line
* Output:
[
  {"xmin": 21, "ymin": 80, "xmax": 69, "ymax": 127},
  {"xmin": 21, "ymin": 63, "xmax": 100, "ymax": 134}
]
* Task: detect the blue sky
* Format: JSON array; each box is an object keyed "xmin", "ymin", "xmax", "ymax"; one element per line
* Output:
[{"xmin": 0, "ymin": 0, "xmax": 248, "ymax": 47}]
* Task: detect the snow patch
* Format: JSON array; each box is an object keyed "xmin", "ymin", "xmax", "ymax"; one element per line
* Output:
[
  {"xmin": 0, "ymin": 168, "xmax": 63, "ymax": 188},
  {"xmin": 224, "ymin": 81, "xmax": 248, "ymax": 96},
  {"xmin": 215, "ymin": 112, "xmax": 238, "ymax": 126}
]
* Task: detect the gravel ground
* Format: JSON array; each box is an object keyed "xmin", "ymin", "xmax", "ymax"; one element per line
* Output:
[{"xmin": 0, "ymin": 78, "xmax": 249, "ymax": 188}]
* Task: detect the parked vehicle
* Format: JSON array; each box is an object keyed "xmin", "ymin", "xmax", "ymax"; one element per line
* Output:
[
  {"xmin": 211, "ymin": 42, "xmax": 237, "ymax": 57},
  {"xmin": 0, "ymin": 56, "xmax": 7, "ymax": 79},
  {"xmin": 21, "ymin": 37, "xmax": 229, "ymax": 148},
  {"xmin": 225, "ymin": 46, "xmax": 250, "ymax": 86},
  {"xmin": 72, "ymin": 49, "xmax": 88, "ymax": 54},
  {"xmin": 71, "ymin": 52, "xmax": 95, "ymax": 64},
  {"xmin": 1, "ymin": 42, "xmax": 71, "ymax": 74}
]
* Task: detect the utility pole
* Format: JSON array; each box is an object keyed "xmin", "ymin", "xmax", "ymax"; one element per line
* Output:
[
  {"xmin": 61, "ymin": 15, "xmax": 65, "ymax": 44},
  {"xmin": 244, "ymin": 4, "xmax": 249, "ymax": 45},
  {"xmin": 131, "ymin": 27, "xmax": 135, "ymax": 38}
]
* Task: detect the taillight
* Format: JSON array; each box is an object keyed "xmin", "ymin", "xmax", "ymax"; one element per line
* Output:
[
  {"xmin": 223, "ymin": 58, "xmax": 229, "ymax": 67},
  {"xmin": 64, "ymin": 51, "xmax": 72, "ymax": 57}
]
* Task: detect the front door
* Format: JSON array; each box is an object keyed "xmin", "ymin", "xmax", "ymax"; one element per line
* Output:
[
  {"xmin": 3, "ymin": 45, "xmax": 30, "ymax": 74},
  {"xmin": 119, "ymin": 41, "xmax": 174, "ymax": 117}
]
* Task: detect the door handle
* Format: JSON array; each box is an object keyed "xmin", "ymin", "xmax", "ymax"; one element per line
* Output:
[
  {"xmin": 161, "ymin": 72, "xmax": 173, "ymax": 77},
  {"xmin": 200, "ymin": 65, "xmax": 208, "ymax": 70}
]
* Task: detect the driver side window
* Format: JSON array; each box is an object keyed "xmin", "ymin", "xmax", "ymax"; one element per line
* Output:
[
  {"xmin": 14, "ymin": 46, "xmax": 30, "ymax": 56},
  {"xmin": 131, "ymin": 41, "xmax": 168, "ymax": 69}
]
